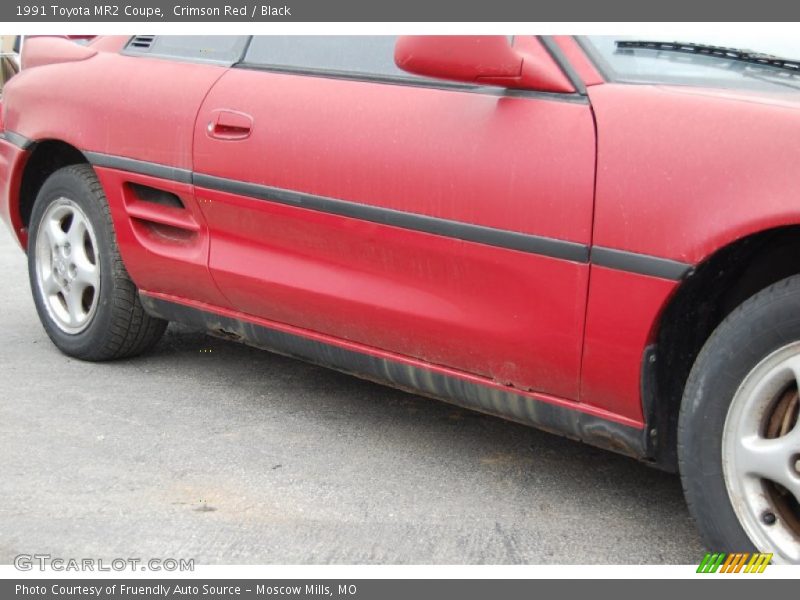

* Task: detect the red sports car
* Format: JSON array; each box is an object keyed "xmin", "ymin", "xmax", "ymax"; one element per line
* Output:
[{"xmin": 2, "ymin": 34, "xmax": 799, "ymax": 561}]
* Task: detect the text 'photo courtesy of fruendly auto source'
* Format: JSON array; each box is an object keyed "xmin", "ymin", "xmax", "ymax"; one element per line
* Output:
[{"xmin": 1, "ymin": 2, "xmax": 800, "ymax": 594}]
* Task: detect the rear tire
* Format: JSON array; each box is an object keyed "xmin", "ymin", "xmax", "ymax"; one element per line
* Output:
[
  {"xmin": 27, "ymin": 164, "xmax": 167, "ymax": 361},
  {"xmin": 679, "ymin": 275, "xmax": 800, "ymax": 564}
]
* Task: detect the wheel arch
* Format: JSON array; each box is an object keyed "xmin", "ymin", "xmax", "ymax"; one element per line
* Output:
[
  {"xmin": 646, "ymin": 224, "xmax": 800, "ymax": 470},
  {"xmin": 17, "ymin": 139, "xmax": 90, "ymax": 247}
]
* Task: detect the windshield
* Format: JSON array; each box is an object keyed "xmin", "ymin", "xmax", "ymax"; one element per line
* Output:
[{"xmin": 581, "ymin": 35, "xmax": 800, "ymax": 93}]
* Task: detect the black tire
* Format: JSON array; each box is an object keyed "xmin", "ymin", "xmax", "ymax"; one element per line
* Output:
[
  {"xmin": 679, "ymin": 274, "xmax": 800, "ymax": 560},
  {"xmin": 27, "ymin": 164, "xmax": 167, "ymax": 361}
]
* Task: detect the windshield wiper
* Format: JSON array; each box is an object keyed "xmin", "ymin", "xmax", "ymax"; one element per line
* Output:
[{"xmin": 615, "ymin": 40, "xmax": 800, "ymax": 75}]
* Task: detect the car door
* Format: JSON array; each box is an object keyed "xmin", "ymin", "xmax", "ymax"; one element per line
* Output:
[
  {"xmin": 73, "ymin": 36, "xmax": 250, "ymax": 308},
  {"xmin": 193, "ymin": 36, "xmax": 595, "ymax": 400}
]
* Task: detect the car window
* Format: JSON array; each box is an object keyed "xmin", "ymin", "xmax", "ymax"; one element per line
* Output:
[
  {"xmin": 243, "ymin": 35, "xmax": 426, "ymax": 80},
  {"xmin": 581, "ymin": 35, "xmax": 800, "ymax": 93},
  {"xmin": 123, "ymin": 35, "xmax": 249, "ymax": 66},
  {"xmin": 0, "ymin": 54, "xmax": 19, "ymax": 95}
]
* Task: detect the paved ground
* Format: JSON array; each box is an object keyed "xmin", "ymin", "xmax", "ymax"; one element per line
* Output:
[{"xmin": 0, "ymin": 225, "xmax": 705, "ymax": 564}]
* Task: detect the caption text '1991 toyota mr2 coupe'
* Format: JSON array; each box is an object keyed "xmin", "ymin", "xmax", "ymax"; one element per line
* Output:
[{"xmin": 2, "ymin": 34, "xmax": 800, "ymax": 561}]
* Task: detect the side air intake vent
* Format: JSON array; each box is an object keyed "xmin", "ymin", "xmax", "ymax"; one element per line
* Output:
[
  {"xmin": 129, "ymin": 35, "xmax": 155, "ymax": 51},
  {"xmin": 127, "ymin": 183, "xmax": 185, "ymax": 209}
]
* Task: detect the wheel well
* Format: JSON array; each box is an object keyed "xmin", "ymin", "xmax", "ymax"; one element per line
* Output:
[
  {"xmin": 649, "ymin": 226, "xmax": 800, "ymax": 470},
  {"xmin": 19, "ymin": 140, "xmax": 88, "ymax": 230}
]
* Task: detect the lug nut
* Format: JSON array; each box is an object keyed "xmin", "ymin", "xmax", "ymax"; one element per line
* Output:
[
  {"xmin": 795, "ymin": 458, "xmax": 800, "ymax": 475},
  {"xmin": 762, "ymin": 511, "xmax": 777, "ymax": 525}
]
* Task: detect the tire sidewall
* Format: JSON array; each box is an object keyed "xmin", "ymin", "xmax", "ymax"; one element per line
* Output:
[
  {"xmin": 27, "ymin": 166, "xmax": 117, "ymax": 359},
  {"xmin": 680, "ymin": 276, "xmax": 800, "ymax": 555}
]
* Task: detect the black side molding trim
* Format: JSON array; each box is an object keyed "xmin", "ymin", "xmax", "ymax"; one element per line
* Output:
[
  {"xmin": 0, "ymin": 131, "xmax": 36, "ymax": 150},
  {"xmin": 81, "ymin": 150, "xmax": 692, "ymax": 280},
  {"xmin": 193, "ymin": 172, "xmax": 590, "ymax": 263},
  {"xmin": 140, "ymin": 294, "xmax": 649, "ymax": 461},
  {"xmin": 591, "ymin": 246, "xmax": 693, "ymax": 281},
  {"xmin": 86, "ymin": 151, "xmax": 193, "ymax": 184}
]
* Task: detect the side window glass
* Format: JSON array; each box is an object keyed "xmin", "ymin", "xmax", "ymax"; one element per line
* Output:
[
  {"xmin": 123, "ymin": 35, "xmax": 249, "ymax": 66},
  {"xmin": 243, "ymin": 36, "xmax": 426, "ymax": 80},
  {"xmin": 0, "ymin": 54, "xmax": 19, "ymax": 95}
]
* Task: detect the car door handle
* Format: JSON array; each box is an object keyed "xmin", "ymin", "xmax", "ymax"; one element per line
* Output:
[{"xmin": 207, "ymin": 110, "xmax": 253, "ymax": 140}]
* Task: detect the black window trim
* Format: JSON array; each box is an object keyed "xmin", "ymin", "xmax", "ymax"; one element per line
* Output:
[
  {"xmin": 120, "ymin": 34, "xmax": 589, "ymax": 103},
  {"xmin": 537, "ymin": 35, "xmax": 588, "ymax": 95},
  {"xmin": 233, "ymin": 61, "xmax": 587, "ymax": 103},
  {"xmin": 120, "ymin": 34, "xmax": 250, "ymax": 67},
  {"xmin": 574, "ymin": 35, "xmax": 616, "ymax": 82},
  {"xmin": 234, "ymin": 35, "xmax": 586, "ymax": 103}
]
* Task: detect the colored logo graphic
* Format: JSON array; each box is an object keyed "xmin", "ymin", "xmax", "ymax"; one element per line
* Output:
[{"xmin": 697, "ymin": 553, "xmax": 772, "ymax": 573}]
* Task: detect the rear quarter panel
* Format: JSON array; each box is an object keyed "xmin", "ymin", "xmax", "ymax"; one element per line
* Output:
[{"xmin": 2, "ymin": 47, "xmax": 233, "ymax": 306}]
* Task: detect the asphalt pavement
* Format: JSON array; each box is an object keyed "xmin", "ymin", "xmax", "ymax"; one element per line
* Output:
[{"xmin": 0, "ymin": 224, "xmax": 705, "ymax": 564}]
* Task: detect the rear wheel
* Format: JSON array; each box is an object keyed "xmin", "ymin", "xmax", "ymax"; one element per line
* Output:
[
  {"xmin": 679, "ymin": 275, "xmax": 800, "ymax": 563},
  {"xmin": 27, "ymin": 164, "xmax": 167, "ymax": 361}
]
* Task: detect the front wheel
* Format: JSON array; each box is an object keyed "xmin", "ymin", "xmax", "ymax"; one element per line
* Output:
[
  {"xmin": 679, "ymin": 275, "xmax": 800, "ymax": 564},
  {"xmin": 27, "ymin": 164, "xmax": 167, "ymax": 361}
]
